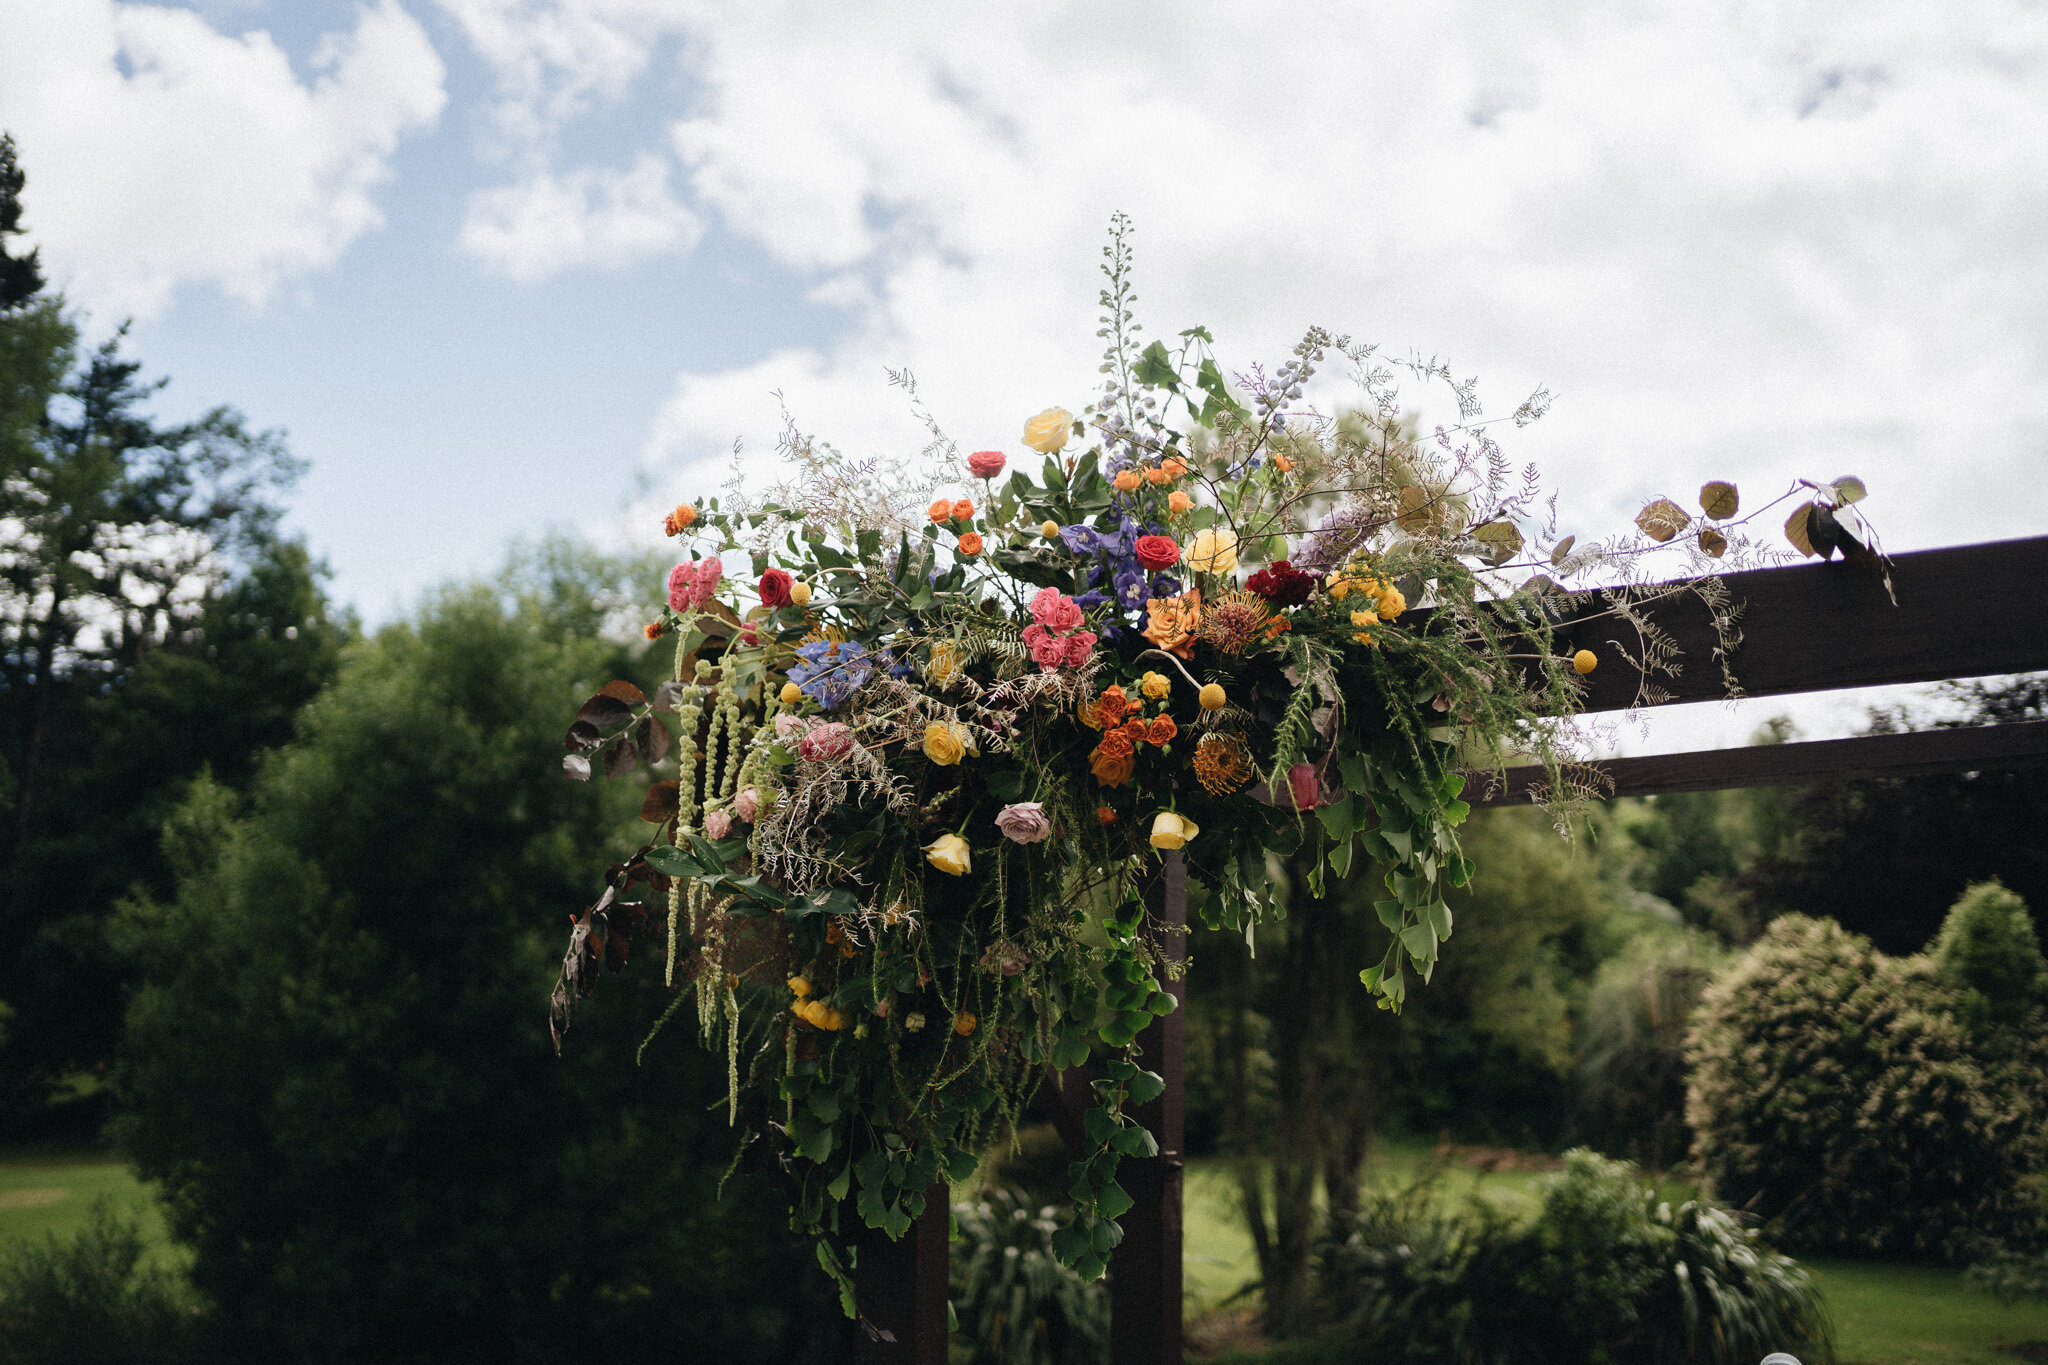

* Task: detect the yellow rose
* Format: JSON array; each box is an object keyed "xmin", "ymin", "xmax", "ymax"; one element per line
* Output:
[
  {"xmin": 790, "ymin": 581, "xmax": 813, "ymax": 607},
  {"xmin": 1023, "ymin": 407, "xmax": 1073, "ymax": 454},
  {"xmin": 1148, "ymin": 811, "xmax": 1200, "ymax": 851},
  {"xmin": 779, "ymin": 681, "xmax": 802, "ymax": 706},
  {"xmin": 1198, "ymin": 682, "xmax": 1226, "ymax": 711},
  {"xmin": 788, "ymin": 975, "xmax": 812, "ymax": 998},
  {"xmin": 1140, "ymin": 670, "xmax": 1171, "ymax": 701},
  {"xmin": 928, "ymin": 640, "xmax": 960, "ymax": 684},
  {"xmin": 1350, "ymin": 608, "xmax": 1379, "ymax": 629},
  {"xmin": 1185, "ymin": 527, "xmax": 1239, "ymax": 577},
  {"xmin": 925, "ymin": 832, "xmax": 972, "ymax": 876},
  {"xmin": 1376, "ymin": 586, "xmax": 1406, "ymax": 619},
  {"xmin": 923, "ymin": 721, "xmax": 967, "ymax": 766}
]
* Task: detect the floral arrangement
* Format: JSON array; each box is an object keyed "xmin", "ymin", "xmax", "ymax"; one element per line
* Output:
[{"xmin": 547, "ymin": 220, "xmax": 1864, "ymax": 1311}]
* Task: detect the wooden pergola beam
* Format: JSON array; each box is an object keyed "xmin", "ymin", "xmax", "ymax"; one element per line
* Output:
[{"xmin": 1472, "ymin": 719, "xmax": 2048, "ymax": 805}]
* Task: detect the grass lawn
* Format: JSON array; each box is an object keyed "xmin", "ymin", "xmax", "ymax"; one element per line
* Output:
[
  {"xmin": 1181, "ymin": 1141, "xmax": 2048, "ymax": 1365},
  {"xmin": 0, "ymin": 1148, "xmax": 180, "ymax": 1269}
]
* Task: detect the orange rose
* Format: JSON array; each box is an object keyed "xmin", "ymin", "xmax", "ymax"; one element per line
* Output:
[
  {"xmin": 957, "ymin": 532, "xmax": 984, "ymax": 556},
  {"xmin": 1162, "ymin": 458, "xmax": 1187, "ymax": 479},
  {"xmin": 1090, "ymin": 742, "xmax": 1136, "ymax": 787},
  {"xmin": 1097, "ymin": 685, "xmax": 1130, "ymax": 725},
  {"xmin": 1113, "ymin": 469, "xmax": 1142, "ymax": 492},
  {"xmin": 1145, "ymin": 466, "xmax": 1168, "ymax": 485},
  {"xmin": 953, "ymin": 498, "xmax": 975, "ymax": 522},
  {"xmin": 1168, "ymin": 491, "xmax": 1193, "ymax": 514},
  {"xmin": 928, "ymin": 498, "xmax": 953, "ymax": 523},
  {"xmin": 1142, "ymin": 590, "xmax": 1203, "ymax": 659},
  {"xmin": 1120, "ymin": 719, "xmax": 1150, "ymax": 745},
  {"xmin": 1148, "ymin": 714, "xmax": 1178, "ymax": 745},
  {"xmin": 1098, "ymin": 729, "xmax": 1136, "ymax": 760}
]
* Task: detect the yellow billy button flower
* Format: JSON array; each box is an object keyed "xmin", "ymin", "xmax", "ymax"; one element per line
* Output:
[
  {"xmin": 1573, "ymin": 649, "xmax": 1598, "ymax": 674},
  {"xmin": 1198, "ymin": 682, "xmax": 1226, "ymax": 711},
  {"xmin": 790, "ymin": 580, "xmax": 813, "ymax": 607},
  {"xmin": 922, "ymin": 721, "xmax": 968, "ymax": 766},
  {"xmin": 1042, "ymin": 520, "xmax": 1062, "ymax": 540},
  {"xmin": 925, "ymin": 833, "xmax": 972, "ymax": 876},
  {"xmin": 1185, "ymin": 527, "xmax": 1239, "ymax": 576},
  {"xmin": 1149, "ymin": 811, "xmax": 1200, "ymax": 850},
  {"xmin": 779, "ymin": 681, "xmax": 802, "ymax": 706},
  {"xmin": 1023, "ymin": 407, "xmax": 1073, "ymax": 454},
  {"xmin": 788, "ymin": 976, "xmax": 812, "ymax": 998},
  {"xmin": 1140, "ymin": 670, "xmax": 1171, "ymax": 701}
]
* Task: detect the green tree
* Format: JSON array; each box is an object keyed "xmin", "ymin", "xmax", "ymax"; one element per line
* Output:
[
  {"xmin": 0, "ymin": 133, "xmax": 43, "ymax": 310},
  {"xmin": 115, "ymin": 557, "xmax": 840, "ymax": 1364}
]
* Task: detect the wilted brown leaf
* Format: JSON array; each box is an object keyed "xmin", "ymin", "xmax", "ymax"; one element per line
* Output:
[
  {"xmin": 1698, "ymin": 528, "xmax": 1728, "ymax": 558},
  {"xmin": 1636, "ymin": 498, "xmax": 1689, "ymax": 543},
  {"xmin": 1549, "ymin": 535, "xmax": 1575, "ymax": 567},
  {"xmin": 1699, "ymin": 481, "xmax": 1739, "ymax": 520},
  {"xmin": 1471, "ymin": 521, "xmax": 1524, "ymax": 566},
  {"xmin": 597, "ymin": 679, "xmax": 648, "ymax": 706},
  {"xmin": 1784, "ymin": 502, "xmax": 1817, "ymax": 557},
  {"xmin": 640, "ymin": 781, "xmax": 680, "ymax": 823},
  {"xmin": 1828, "ymin": 475, "xmax": 1868, "ymax": 506},
  {"xmin": 1396, "ymin": 485, "xmax": 1433, "ymax": 533}
]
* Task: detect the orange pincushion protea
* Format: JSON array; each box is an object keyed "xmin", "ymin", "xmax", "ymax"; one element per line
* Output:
[
  {"xmin": 1193, "ymin": 733, "xmax": 1256, "ymax": 795},
  {"xmin": 1141, "ymin": 590, "xmax": 1202, "ymax": 659}
]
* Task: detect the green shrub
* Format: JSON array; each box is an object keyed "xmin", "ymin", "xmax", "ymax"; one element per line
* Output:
[
  {"xmin": 1934, "ymin": 881, "xmax": 2048, "ymax": 1030},
  {"xmin": 1316, "ymin": 1151, "xmax": 1830, "ymax": 1364},
  {"xmin": 0, "ymin": 1201, "xmax": 196, "ymax": 1365},
  {"xmin": 1574, "ymin": 931, "xmax": 1724, "ymax": 1169},
  {"xmin": 950, "ymin": 1187, "xmax": 1107, "ymax": 1365},
  {"xmin": 1686, "ymin": 912, "xmax": 2026, "ymax": 1258}
]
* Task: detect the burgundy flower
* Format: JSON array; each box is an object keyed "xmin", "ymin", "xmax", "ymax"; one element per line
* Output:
[
  {"xmin": 1246, "ymin": 559, "xmax": 1319, "ymax": 608},
  {"xmin": 758, "ymin": 568, "xmax": 794, "ymax": 608}
]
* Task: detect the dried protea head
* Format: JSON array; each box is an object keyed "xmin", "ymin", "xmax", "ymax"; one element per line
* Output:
[
  {"xmin": 1200, "ymin": 591, "xmax": 1273, "ymax": 656},
  {"xmin": 1193, "ymin": 732, "xmax": 1255, "ymax": 795}
]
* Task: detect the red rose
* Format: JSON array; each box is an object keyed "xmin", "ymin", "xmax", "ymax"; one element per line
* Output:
[
  {"xmin": 1134, "ymin": 535, "xmax": 1181, "ymax": 572},
  {"xmin": 758, "ymin": 568, "xmax": 794, "ymax": 608}
]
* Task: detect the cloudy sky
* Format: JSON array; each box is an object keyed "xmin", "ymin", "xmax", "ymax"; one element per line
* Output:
[{"xmin": 2, "ymin": 0, "xmax": 2044, "ymax": 753}]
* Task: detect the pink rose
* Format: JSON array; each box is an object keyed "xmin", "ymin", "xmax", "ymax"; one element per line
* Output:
[
  {"xmin": 666, "ymin": 564, "xmax": 692, "ymax": 612},
  {"xmin": 735, "ymin": 787, "xmax": 761, "ymax": 822},
  {"xmin": 693, "ymin": 555, "xmax": 724, "ymax": 607},
  {"xmin": 1286, "ymin": 762, "xmax": 1322, "ymax": 812},
  {"xmin": 1021, "ymin": 623, "xmax": 1049, "ymax": 649},
  {"xmin": 994, "ymin": 802, "xmax": 1053, "ymax": 844},
  {"xmin": 705, "ymin": 809, "xmax": 733, "ymax": 839},
  {"xmin": 1061, "ymin": 631, "xmax": 1097, "ymax": 668},
  {"xmin": 774, "ymin": 713, "xmax": 807, "ymax": 741},
  {"xmin": 800, "ymin": 722, "xmax": 853, "ymax": 762},
  {"xmin": 1029, "ymin": 638, "xmax": 1067, "ymax": 671},
  {"xmin": 967, "ymin": 449, "xmax": 1006, "ymax": 479},
  {"xmin": 1029, "ymin": 588, "xmax": 1067, "ymax": 630}
]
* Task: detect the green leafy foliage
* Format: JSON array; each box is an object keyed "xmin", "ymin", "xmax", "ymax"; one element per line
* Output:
[
  {"xmin": 0, "ymin": 1201, "xmax": 196, "ymax": 1365},
  {"xmin": 1315, "ymin": 1151, "xmax": 1833, "ymax": 1364},
  {"xmin": 1685, "ymin": 912, "xmax": 2030, "ymax": 1259},
  {"xmin": 951, "ymin": 1188, "xmax": 1108, "ymax": 1365}
]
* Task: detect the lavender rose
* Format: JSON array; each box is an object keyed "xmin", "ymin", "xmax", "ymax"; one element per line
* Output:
[{"xmin": 994, "ymin": 801, "xmax": 1053, "ymax": 844}]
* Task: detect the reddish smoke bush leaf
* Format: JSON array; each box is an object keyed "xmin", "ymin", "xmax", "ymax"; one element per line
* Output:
[
  {"xmin": 604, "ymin": 739, "xmax": 637, "ymax": 779},
  {"xmin": 640, "ymin": 781, "xmax": 680, "ymax": 823},
  {"xmin": 637, "ymin": 717, "xmax": 670, "ymax": 765},
  {"xmin": 597, "ymin": 679, "xmax": 648, "ymax": 706}
]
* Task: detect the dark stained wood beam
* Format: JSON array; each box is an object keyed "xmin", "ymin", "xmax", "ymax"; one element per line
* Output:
[
  {"xmin": 1471, "ymin": 720, "xmax": 2048, "ymax": 805},
  {"xmin": 1556, "ymin": 534, "xmax": 2048, "ymax": 713}
]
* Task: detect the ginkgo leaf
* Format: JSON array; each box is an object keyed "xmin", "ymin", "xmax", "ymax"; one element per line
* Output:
[
  {"xmin": 1549, "ymin": 535, "xmax": 1575, "ymax": 566},
  {"xmin": 1698, "ymin": 527, "xmax": 1728, "ymax": 558},
  {"xmin": 1828, "ymin": 475, "xmax": 1868, "ymax": 506},
  {"xmin": 1785, "ymin": 502, "xmax": 1817, "ymax": 557},
  {"xmin": 1636, "ymin": 498, "xmax": 1689, "ymax": 543},
  {"xmin": 1699, "ymin": 481, "xmax": 1739, "ymax": 520}
]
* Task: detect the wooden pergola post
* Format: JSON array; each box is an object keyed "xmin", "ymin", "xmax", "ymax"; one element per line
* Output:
[{"xmin": 851, "ymin": 533, "xmax": 2048, "ymax": 1363}]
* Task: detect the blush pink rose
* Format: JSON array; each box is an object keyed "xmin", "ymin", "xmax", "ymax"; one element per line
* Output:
[
  {"xmin": 693, "ymin": 555, "xmax": 723, "ymax": 606},
  {"xmin": 774, "ymin": 713, "xmax": 807, "ymax": 741},
  {"xmin": 967, "ymin": 449, "xmax": 1006, "ymax": 479},
  {"xmin": 735, "ymin": 787, "xmax": 762, "ymax": 822},
  {"xmin": 666, "ymin": 564, "xmax": 692, "ymax": 612},
  {"xmin": 705, "ymin": 809, "xmax": 733, "ymax": 839},
  {"xmin": 800, "ymin": 722, "xmax": 853, "ymax": 762}
]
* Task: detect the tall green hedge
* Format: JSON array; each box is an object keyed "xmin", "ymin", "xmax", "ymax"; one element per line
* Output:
[{"xmin": 1686, "ymin": 902, "xmax": 2042, "ymax": 1259}]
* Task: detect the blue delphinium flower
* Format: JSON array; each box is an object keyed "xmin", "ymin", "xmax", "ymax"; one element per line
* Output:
[{"xmin": 787, "ymin": 639, "xmax": 877, "ymax": 708}]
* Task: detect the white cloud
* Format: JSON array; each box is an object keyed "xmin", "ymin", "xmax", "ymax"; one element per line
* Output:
[
  {"xmin": 0, "ymin": 0, "xmax": 446, "ymax": 318},
  {"xmin": 458, "ymin": 150, "xmax": 700, "ymax": 279}
]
